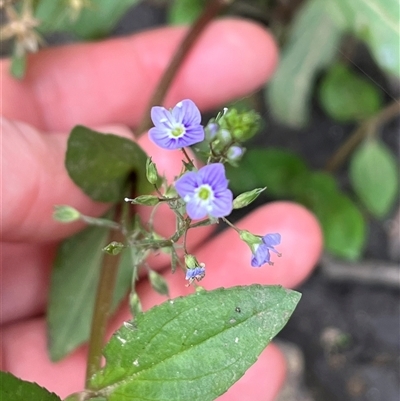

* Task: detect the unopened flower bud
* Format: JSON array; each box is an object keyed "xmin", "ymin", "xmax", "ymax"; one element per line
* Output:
[
  {"xmin": 233, "ymin": 187, "xmax": 266, "ymax": 209},
  {"xmin": 130, "ymin": 292, "xmax": 142, "ymax": 316},
  {"xmin": 149, "ymin": 270, "xmax": 169, "ymax": 296},
  {"xmin": 227, "ymin": 145, "xmax": 244, "ymax": 162},
  {"xmin": 53, "ymin": 205, "xmax": 81, "ymax": 223},
  {"xmin": 103, "ymin": 241, "xmax": 125, "ymax": 255},
  {"xmin": 146, "ymin": 157, "xmax": 159, "ymax": 185},
  {"xmin": 125, "ymin": 195, "xmax": 160, "ymax": 206}
]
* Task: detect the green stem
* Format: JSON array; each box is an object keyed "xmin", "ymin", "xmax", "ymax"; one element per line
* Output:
[
  {"xmin": 136, "ymin": 0, "xmax": 233, "ymax": 135},
  {"xmin": 85, "ymin": 207, "xmax": 124, "ymax": 388},
  {"xmin": 325, "ymin": 100, "xmax": 400, "ymax": 172}
]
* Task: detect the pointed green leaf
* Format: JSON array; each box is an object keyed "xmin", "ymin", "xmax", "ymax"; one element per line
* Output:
[
  {"xmin": 319, "ymin": 62, "xmax": 383, "ymax": 122},
  {"xmin": 89, "ymin": 285, "xmax": 301, "ymax": 400},
  {"xmin": 266, "ymin": 0, "xmax": 342, "ymax": 127},
  {"xmin": 48, "ymin": 223, "xmax": 110, "ymax": 361},
  {"xmin": 48, "ymin": 222, "xmax": 134, "ymax": 361},
  {"xmin": 0, "ymin": 371, "xmax": 61, "ymax": 401},
  {"xmin": 66, "ymin": 126, "xmax": 151, "ymax": 202},
  {"xmin": 350, "ymin": 139, "xmax": 399, "ymax": 217}
]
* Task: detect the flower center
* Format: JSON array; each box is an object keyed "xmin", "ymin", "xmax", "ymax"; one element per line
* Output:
[
  {"xmin": 170, "ymin": 124, "xmax": 185, "ymax": 138},
  {"xmin": 198, "ymin": 186, "xmax": 211, "ymax": 200}
]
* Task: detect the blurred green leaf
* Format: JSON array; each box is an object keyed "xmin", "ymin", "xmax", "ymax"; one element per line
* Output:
[
  {"xmin": 329, "ymin": 0, "xmax": 400, "ymax": 77},
  {"xmin": 66, "ymin": 126, "xmax": 151, "ymax": 203},
  {"xmin": 48, "ymin": 221, "xmax": 134, "ymax": 361},
  {"xmin": 0, "ymin": 371, "xmax": 61, "ymax": 401},
  {"xmin": 168, "ymin": 0, "xmax": 204, "ymax": 25},
  {"xmin": 89, "ymin": 285, "xmax": 301, "ymax": 401},
  {"xmin": 295, "ymin": 171, "xmax": 366, "ymax": 260},
  {"xmin": 35, "ymin": 0, "xmax": 141, "ymax": 40},
  {"xmin": 266, "ymin": 0, "xmax": 342, "ymax": 127},
  {"xmin": 319, "ymin": 63, "xmax": 383, "ymax": 121},
  {"xmin": 350, "ymin": 139, "xmax": 399, "ymax": 217},
  {"xmin": 226, "ymin": 148, "xmax": 308, "ymax": 197}
]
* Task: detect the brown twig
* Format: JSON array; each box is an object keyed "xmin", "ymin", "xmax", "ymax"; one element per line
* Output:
[{"xmin": 325, "ymin": 100, "xmax": 400, "ymax": 173}]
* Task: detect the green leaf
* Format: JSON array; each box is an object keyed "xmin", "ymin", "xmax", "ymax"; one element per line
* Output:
[
  {"xmin": 350, "ymin": 139, "xmax": 399, "ymax": 217},
  {"xmin": 319, "ymin": 62, "xmax": 383, "ymax": 122},
  {"xmin": 48, "ymin": 221, "xmax": 134, "ymax": 361},
  {"xmin": 168, "ymin": 0, "xmax": 205, "ymax": 25},
  {"xmin": 35, "ymin": 0, "xmax": 142, "ymax": 40},
  {"xmin": 294, "ymin": 171, "xmax": 366, "ymax": 259},
  {"xmin": 226, "ymin": 148, "xmax": 308, "ymax": 197},
  {"xmin": 329, "ymin": 0, "xmax": 400, "ymax": 77},
  {"xmin": 48, "ymin": 223, "xmax": 110, "ymax": 361},
  {"xmin": 0, "ymin": 371, "xmax": 61, "ymax": 401},
  {"xmin": 66, "ymin": 126, "xmax": 151, "ymax": 202},
  {"xmin": 266, "ymin": 0, "xmax": 342, "ymax": 127},
  {"xmin": 89, "ymin": 285, "xmax": 300, "ymax": 400}
]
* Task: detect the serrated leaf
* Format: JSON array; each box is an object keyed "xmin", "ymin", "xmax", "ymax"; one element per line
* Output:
[
  {"xmin": 350, "ymin": 139, "xmax": 399, "ymax": 217},
  {"xmin": 0, "ymin": 371, "xmax": 61, "ymax": 401},
  {"xmin": 66, "ymin": 126, "xmax": 151, "ymax": 202},
  {"xmin": 168, "ymin": 0, "xmax": 204, "ymax": 25},
  {"xmin": 319, "ymin": 62, "xmax": 383, "ymax": 122},
  {"xmin": 294, "ymin": 171, "xmax": 366, "ymax": 259},
  {"xmin": 89, "ymin": 285, "xmax": 301, "ymax": 401},
  {"xmin": 226, "ymin": 148, "xmax": 308, "ymax": 197},
  {"xmin": 48, "ymin": 221, "xmax": 134, "ymax": 361},
  {"xmin": 329, "ymin": 0, "xmax": 400, "ymax": 77},
  {"xmin": 266, "ymin": 0, "xmax": 342, "ymax": 127},
  {"xmin": 35, "ymin": 0, "xmax": 141, "ymax": 40}
]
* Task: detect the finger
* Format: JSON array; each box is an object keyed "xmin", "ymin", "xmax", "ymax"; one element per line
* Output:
[
  {"xmin": 2, "ymin": 19, "xmax": 278, "ymax": 132},
  {"xmin": 136, "ymin": 201, "xmax": 323, "ymax": 310},
  {"xmin": 1, "ymin": 119, "xmax": 206, "ymax": 242}
]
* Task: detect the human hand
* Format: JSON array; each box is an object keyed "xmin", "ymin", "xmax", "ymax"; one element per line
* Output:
[{"xmin": 1, "ymin": 19, "xmax": 323, "ymax": 400}]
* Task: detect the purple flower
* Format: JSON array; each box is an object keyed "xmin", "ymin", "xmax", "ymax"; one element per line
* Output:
[
  {"xmin": 185, "ymin": 266, "xmax": 206, "ymax": 285},
  {"xmin": 175, "ymin": 163, "xmax": 233, "ymax": 220},
  {"xmin": 251, "ymin": 233, "xmax": 282, "ymax": 268},
  {"xmin": 149, "ymin": 99, "xmax": 205, "ymax": 150}
]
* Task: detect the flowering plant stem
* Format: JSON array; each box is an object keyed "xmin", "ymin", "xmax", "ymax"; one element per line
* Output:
[
  {"xmin": 85, "ymin": 206, "xmax": 124, "ymax": 388},
  {"xmin": 136, "ymin": 0, "xmax": 233, "ymax": 135}
]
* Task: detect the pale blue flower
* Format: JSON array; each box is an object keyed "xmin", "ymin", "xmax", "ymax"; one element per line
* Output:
[
  {"xmin": 175, "ymin": 163, "xmax": 233, "ymax": 219},
  {"xmin": 251, "ymin": 233, "xmax": 282, "ymax": 268},
  {"xmin": 149, "ymin": 99, "xmax": 204, "ymax": 149},
  {"xmin": 185, "ymin": 266, "xmax": 206, "ymax": 285}
]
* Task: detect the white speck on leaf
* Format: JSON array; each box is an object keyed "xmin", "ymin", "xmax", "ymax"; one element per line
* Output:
[
  {"xmin": 133, "ymin": 359, "xmax": 139, "ymax": 366},
  {"xmin": 235, "ymin": 337, "xmax": 239, "ymax": 343}
]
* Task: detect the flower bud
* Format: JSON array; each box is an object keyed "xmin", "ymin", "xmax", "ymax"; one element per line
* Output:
[
  {"xmin": 233, "ymin": 187, "xmax": 266, "ymax": 209},
  {"xmin": 218, "ymin": 109, "xmax": 260, "ymax": 142},
  {"xmin": 146, "ymin": 157, "xmax": 159, "ymax": 185},
  {"xmin": 227, "ymin": 145, "xmax": 244, "ymax": 162},
  {"xmin": 125, "ymin": 195, "xmax": 159, "ymax": 206},
  {"xmin": 103, "ymin": 241, "xmax": 125, "ymax": 255},
  {"xmin": 205, "ymin": 122, "xmax": 219, "ymax": 140},
  {"xmin": 149, "ymin": 270, "xmax": 169, "ymax": 296},
  {"xmin": 130, "ymin": 292, "xmax": 142, "ymax": 316},
  {"xmin": 53, "ymin": 205, "xmax": 81, "ymax": 223}
]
